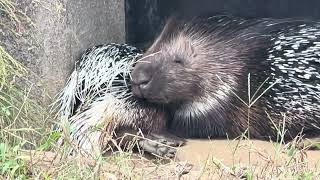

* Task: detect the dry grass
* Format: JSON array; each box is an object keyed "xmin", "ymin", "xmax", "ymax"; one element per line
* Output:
[
  {"xmin": 183, "ymin": 138, "xmax": 320, "ymax": 179},
  {"xmin": 1, "ymin": 132, "xmax": 319, "ymax": 179},
  {"xmin": 0, "ymin": 42, "xmax": 53, "ymax": 180}
]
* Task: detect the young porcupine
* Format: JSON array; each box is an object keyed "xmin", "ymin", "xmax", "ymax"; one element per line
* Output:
[
  {"xmin": 53, "ymin": 43, "xmax": 182, "ymax": 157},
  {"xmin": 131, "ymin": 15, "xmax": 320, "ymax": 141}
]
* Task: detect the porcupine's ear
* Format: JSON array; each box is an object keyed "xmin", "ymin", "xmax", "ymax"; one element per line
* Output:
[{"xmin": 146, "ymin": 15, "xmax": 180, "ymax": 53}]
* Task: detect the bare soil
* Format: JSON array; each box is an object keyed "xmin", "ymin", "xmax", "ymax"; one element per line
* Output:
[
  {"xmin": 176, "ymin": 139, "xmax": 320, "ymax": 168},
  {"xmin": 22, "ymin": 139, "xmax": 320, "ymax": 179}
]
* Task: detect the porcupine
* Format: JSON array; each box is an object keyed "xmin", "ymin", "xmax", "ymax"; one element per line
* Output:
[
  {"xmin": 53, "ymin": 43, "xmax": 183, "ymax": 158},
  {"xmin": 130, "ymin": 15, "xmax": 320, "ymax": 143}
]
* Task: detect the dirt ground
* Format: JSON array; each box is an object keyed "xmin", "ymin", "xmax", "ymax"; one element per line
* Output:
[
  {"xmin": 176, "ymin": 139, "xmax": 320, "ymax": 170},
  {"xmin": 23, "ymin": 138, "xmax": 320, "ymax": 179}
]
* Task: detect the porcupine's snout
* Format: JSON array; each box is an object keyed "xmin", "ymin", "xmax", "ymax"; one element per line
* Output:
[{"xmin": 131, "ymin": 60, "xmax": 154, "ymax": 99}]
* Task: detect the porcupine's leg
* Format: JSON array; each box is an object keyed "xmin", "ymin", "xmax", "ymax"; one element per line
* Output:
[
  {"xmin": 115, "ymin": 128, "xmax": 185, "ymax": 158},
  {"xmin": 138, "ymin": 132, "xmax": 185, "ymax": 158},
  {"xmin": 118, "ymin": 100, "xmax": 186, "ymax": 157}
]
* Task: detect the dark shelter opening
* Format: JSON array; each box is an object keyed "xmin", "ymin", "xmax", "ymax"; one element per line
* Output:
[{"xmin": 125, "ymin": 0, "xmax": 320, "ymax": 49}]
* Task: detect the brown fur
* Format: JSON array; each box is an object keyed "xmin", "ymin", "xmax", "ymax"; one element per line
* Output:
[{"xmin": 131, "ymin": 15, "xmax": 320, "ymax": 141}]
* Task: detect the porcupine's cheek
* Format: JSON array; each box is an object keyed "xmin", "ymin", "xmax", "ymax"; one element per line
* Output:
[
  {"xmin": 160, "ymin": 77, "xmax": 199, "ymax": 104},
  {"xmin": 142, "ymin": 76, "xmax": 171, "ymax": 104}
]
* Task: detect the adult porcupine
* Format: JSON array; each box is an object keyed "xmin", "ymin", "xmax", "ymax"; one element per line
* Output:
[
  {"xmin": 131, "ymin": 15, "xmax": 320, "ymax": 141},
  {"xmin": 53, "ymin": 43, "xmax": 182, "ymax": 157}
]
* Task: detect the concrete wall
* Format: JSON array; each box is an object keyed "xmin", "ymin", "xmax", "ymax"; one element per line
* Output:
[{"xmin": 1, "ymin": 0, "xmax": 125, "ymax": 104}]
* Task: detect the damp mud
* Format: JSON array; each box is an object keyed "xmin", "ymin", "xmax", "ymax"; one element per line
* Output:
[{"xmin": 176, "ymin": 139, "xmax": 320, "ymax": 168}]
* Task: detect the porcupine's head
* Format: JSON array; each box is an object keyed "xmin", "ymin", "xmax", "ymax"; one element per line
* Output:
[{"xmin": 130, "ymin": 16, "xmax": 262, "ymax": 107}]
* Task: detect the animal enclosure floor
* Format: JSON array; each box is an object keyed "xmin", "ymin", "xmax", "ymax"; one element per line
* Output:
[
  {"xmin": 176, "ymin": 139, "xmax": 320, "ymax": 168},
  {"xmin": 21, "ymin": 139, "xmax": 320, "ymax": 179}
]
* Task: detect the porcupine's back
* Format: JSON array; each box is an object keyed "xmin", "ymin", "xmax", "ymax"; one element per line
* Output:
[{"xmin": 253, "ymin": 20, "xmax": 320, "ymax": 139}]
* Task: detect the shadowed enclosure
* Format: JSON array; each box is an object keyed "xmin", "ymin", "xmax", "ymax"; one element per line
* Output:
[{"xmin": 126, "ymin": 0, "xmax": 320, "ymax": 49}]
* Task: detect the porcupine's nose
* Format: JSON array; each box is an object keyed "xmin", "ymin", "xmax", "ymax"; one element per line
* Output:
[{"xmin": 131, "ymin": 62, "xmax": 153, "ymax": 99}]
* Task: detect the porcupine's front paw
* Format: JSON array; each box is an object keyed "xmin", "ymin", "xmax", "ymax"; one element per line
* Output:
[{"xmin": 138, "ymin": 133, "xmax": 185, "ymax": 158}]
